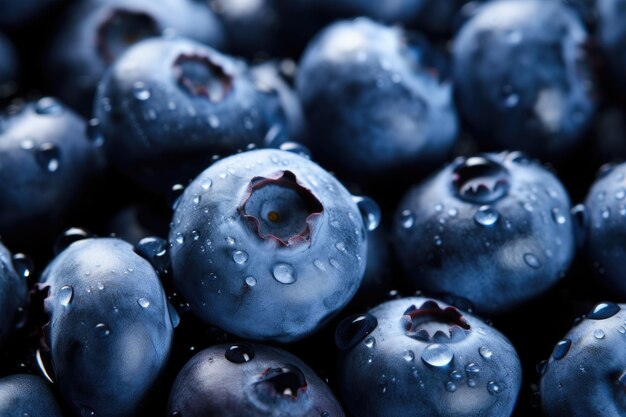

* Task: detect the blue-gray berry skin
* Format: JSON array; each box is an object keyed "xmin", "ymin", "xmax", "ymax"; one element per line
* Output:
[
  {"xmin": 337, "ymin": 297, "xmax": 522, "ymax": 417},
  {"xmin": 95, "ymin": 37, "xmax": 287, "ymax": 193},
  {"xmin": 584, "ymin": 162, "xmax": 626, "ymax": 297},
  {"xmin": 47, "ymin": 0, "xmax": 225, "ymax": 113},
  {"xmin": 167, "ymin": 343, "xmax": 345, "ymax": 417},
  {"xmin": 541, "ymin": 302, "xmax": 626, "ymax": 416},
  {"xmin": 40, "ymin": 238, "xmax": 174, "ymax": 417},
  {"xmin": 393, "ymin": 152, "xmax": 575, "ymax": 314},
  {"xmin": 0, "ymin": 374, "xmax": 64, "ymax": 417},
  {"xmin": 0, "ymin": 241, "xmax": 28, "ymax": 348},
  {"xmin": 296, "ymin": 18, "xmax": 458, "ymax": 181},
  {"xmin": 453, "ymin": 0, "xmax": 596, "ymax": 158},
  {"xmin": 169, "ymin": 149, "xmax": 368, "ymax": 342},
  {"xmin": 0, "ymin": 98, "xmax": 106, "ymax": 245}
]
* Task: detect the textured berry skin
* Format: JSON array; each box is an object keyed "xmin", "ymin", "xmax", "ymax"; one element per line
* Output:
[
  {"xmin": 0, "ymin": 241, "xmax": 28, "ymax": 348},
  {"xmin": 0, "ymin": 98, "xmax": 106, "ymax": 245},
  {"xmin": 95, "ymin": 37, "xmax": 287, "ymax": 193},
  {"xmin": 393, "ymin": 152, "xmax": 575, "ymax": 314},
  {"xmin": 453, "ymin": 0, "xmax": 596, "ymax": 158},
  {"xmin": 169, "ymin": 149, "xmax": 368, "ymax": 342},
  {"xmin": 167, "ymin": 343, "xmax": 345, "ymax": 417},
  {"xmin": 584, "ymin": 162, "xmax": 626, "ymax": 297},
  {"xmin": 598, "ymin": 0, "xmax": 626, "ymax": 92},
  {"xmin": 0, "ymin": 33, "xmax": 17, "ymax": 90},
  {"xmin": 540, "ymin": 302, "xmax": 626, "ymax": 416},
  {"xmin": 0, "ymin": 374, "xmax": 64, "ymax": 417},
  {"xmin": 47, "ymin": 0, "xmax": 225, "ymax": 113},
  {"xmin": 337, "ymin": 297, "xmax": 521, "ymax": 417},
  {"xmin": 297, "ymin": 18, "xmax": 458, "ymax": 180},
  {"xmin": 39, "ymin": 238, "xmax": 174, "ymax": 417}
]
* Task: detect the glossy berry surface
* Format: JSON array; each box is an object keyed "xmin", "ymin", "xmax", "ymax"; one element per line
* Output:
[
  {"xmin": 0, "ymin": 374, "xmax": 64, "ymax": 417},
  {"xmin": 167, "ymin": 343, "xmax": 345, "ymax": 417},
  {"xmin": 47, "ymin": 0, "xmax": 225, "ymax": 112},
  {"xmin": 337, "ymin": 297, "xmax": 521, "ymax": 417},
  {"xmin": 540, "ymin": 302, "xmax": 626, "ymax": 416},
  {"xmin": 0, "ymin": 98, "xmax": 106, "ymax": 245},
  {"xmin": 0, "ymin": 241, "xmax": 28, "ymax": 348},
  {"xmin": 39, "ymin": 237, "xmax": 174, "ymax": 417},
  {"xmin": 393, "ymin": 152, "xmax": 575, "ymax": 314},
  {"xmin": 453, "ymin": 0, "xmax": 596, "ymax": 158},
  {"xmin": 297, "ymin": 18, "xmax": 458, "ymax": 180},
  {"xmin": 169, "ymin": 149, "xmax": 370, "ymax": 342},
  {"xmin": 95, "ymin": 37, "xmax": 287, "ymax": 192},
  {"xmin": 584, "ymin": 162, "xmax": 626, "ymax": 296}
]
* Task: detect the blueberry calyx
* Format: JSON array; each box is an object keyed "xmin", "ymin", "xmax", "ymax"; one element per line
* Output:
[
  {"xmin": 239, "ymin": 170, "xmax": 323, "ymax": 247},
  {"xmin": 96, "ymin": 9, "xmax": 159, "ymax": 64},
  {"xmin": 401, "ymin": 300, "xmax": 471, "ymax": 342},
  {"xmin": 451, "ymin": 155, "xmax": 511, "ymax": 205},
  {"xmin": 173, "ymin": 53, "xmax": 233, "ymax": 102},
  {"xmin": 253, "ymin": 365, "xmax": 308, "ymax": 401}
]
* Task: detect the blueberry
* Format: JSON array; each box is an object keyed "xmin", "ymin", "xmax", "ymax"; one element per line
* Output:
[
  {"xmin": 167, "ymin": 343, "xmax": 345, "ymax": 416},
  {"xmin": 540, "ymin": 302, "xmax": 626, "ymax": 416},
  {"xmin": 39, "ymin": 237, "xmax": 174, "ymax": 417},
  {"xmin": 337, "ymin": 297, "xmax": 521, "ymax": 417},
  {"xmin": 0, "ymin": 374, "xmax": 64, "ymax": 417},
  {"xmin": 453, "ymin": 0, "xmax": 596, "ymax": 158},
  {"xmin": 0, "ymin": 241, "xmax": 28, "ymax": 348},
  {"xmin": 0, "ymin": 98, "xmax": 106, "ymax": 246},
  {"xmin": 297, "ymin": 18, "xmax": 458, "ymax": 181},
  {"xmin": 95, "ymin": 37, "xmax": 288, "ymax": 193},
  {"xmin": 169, "ymin": 149, "xmax": 372, "ymax": 342},
  {"xmin": 598, "ymin": 0, "xmax": 626, "ymax": 93},
  {"xmin": 583, "ymin": 162, "xmax": 626, "ymax": 296},
  {"xmin": 47, "ymin": 0, "xmax": 226, "ymax": 113},
  {"xmin": 393, "ymin": 152, "xmax": 575, "ymax": 314}
]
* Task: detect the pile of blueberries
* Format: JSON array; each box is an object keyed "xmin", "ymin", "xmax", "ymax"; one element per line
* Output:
[{"xmin": 2, "ymin": 0, "xmax": 626, "ymax": 416}]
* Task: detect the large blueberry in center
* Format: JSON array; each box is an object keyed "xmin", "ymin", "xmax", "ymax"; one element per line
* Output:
[{"xmin": 241, "ymin": 171, "xmax": 323, "ymax": 246}]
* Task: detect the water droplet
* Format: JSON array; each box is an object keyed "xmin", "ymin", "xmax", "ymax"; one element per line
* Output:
[
  {"xmin": 58, "ymin": 285, "xmax": 74, "ymax": 306},
  {"xmin": 225, "ymin": 237, "xmax": 236, "ymax": 245},
  {"xmin": 87, "ymin": 119, "xmax": 105, "ymax": 146},
  {"xmin": 137, "ymin": 298, "xmax": 150, "ymax": 308},
  {"xmin": 616, "ymin": 189, "xmax": 626, "ymax": 200},
  {"xmin": 272, "ymin": 263, "xmax": 295, "ymax": 284},
  {"xmin": 12, "ymin": 254, "xmax": 33, "ymax": 278},
  {"xmin": 466, "ymin": 363, "xmax": 480, "ymax": 374},
  {"xmin": 225, "ymin": 343, "xmax": 255, "ymax": 363},
  {"xmin": 132, "ymin": 82, "xmax": 151, "ymax": 100},
  {"xmin": 421, "ymin": 344, "xmax": 454, "ymax": 367},
  {"xmin": 479, "ymin": 346, "xmax": 493, "ymax": 360},
  {"xmin": 167, "ymin": 302, "xmax": 180, "ymax": 328},
  {"xmin": 552, "ymin": 339, "xmax": 571, "ymax": 360},
  {"xmin": 96, "ymin": 282, "xmax": 104, "ymax": 290},
  {"xmin": 446, "ymin": 381, "xmax": 457, "ymax": 392},
  {"xmin": 279, "ymin": 142, "xmax": 312, "ymax": 158},
  {"xmin": 403, "ymin": 350, "xmax": 415, "ymax": 362},
  {"xmin": 450, "ymin": 370, "xmax": 463, "ymax": 380},
  {"xmin": 80, "ymin": 406, "xmax": 97, "ymax": 417},
  {"xmin": 618, "ymin": 371, "xmax": 626, "ymax": 386},
  {"xmin": 201, "ymin": 179, "xmax": 213, "ymax": 190},
  {"xmin": 474, "ymin": 206, "xmax": 499, "ymax": 226},
  {"xmin": 95, "ymin": 323, "xmax": 111, "ymax": 338},
  {"xmin": 208, "ymin": 114, "xmax": 221, "ymax": 128},
  {"xmin": 35, "ymin": 97, "xmax": 63, "ymax": 115},
  {"xmin": 233, "ymin": 250, "xmax": 248, "ymax": 264},
  {"xmin": 335, "ymin": 313, "xmax": 378, "ymax": 350},
  {"xmin": 487, "ymin": 381, "xmax": 502, "ymax": 395},
  {"xmin": 364, "ymin": 336, "xmax": 375, "ymax": 348},
  {"xmin": 352, "ymin": 196, "xmax": 381, "ymax": 231},
  {"xmin": 587, "ymin": 302, "xmax": 620, "ymax": 320},
  {"xmin": 175, "ymin": 234, "xmax": 184, "ymax": 245},
  {"xmin": 593, "ymin": 329, "xmax": 605, "ymax": 340},
  {"xmin": 501, "ymin": 85, "xmax": 520, "ymax": 108},
  {"xmin": 400, "ymin": 210, "xmax": 414, "ymax": 228},
  {"xmin": 35, "ymin": 142, "xmax": 61, "ymax": 172},
  {"xmin": 551, "ymin": 208, "xmax": 567, "ymax": 224},
  {"xmin": 245, "ymin": 276, "xmax": 257, "ymax": 287},
  {"xmin": 468, "ymin": 378, "xmax": 477, "ymax": 388},
  {"xmin": 523, "ymin": 253, "xmax": 541, "ymax": 269}
]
